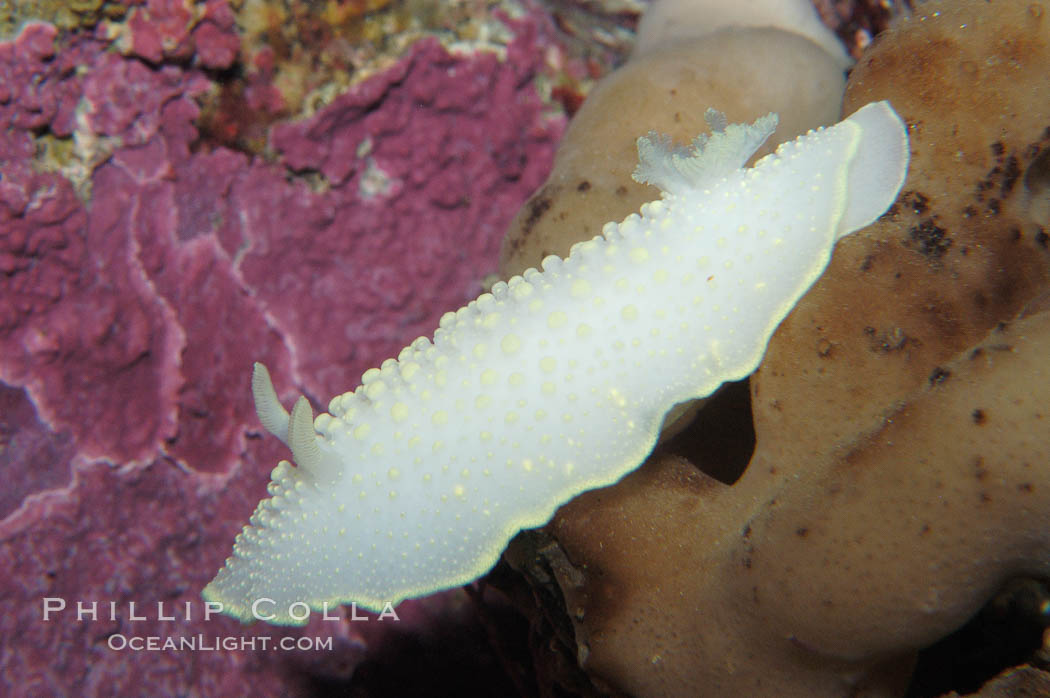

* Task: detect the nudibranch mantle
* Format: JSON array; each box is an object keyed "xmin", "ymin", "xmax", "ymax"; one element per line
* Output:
[{"xmin": 205, "ymin": 101, "xmax": 908, "ymax": 624}]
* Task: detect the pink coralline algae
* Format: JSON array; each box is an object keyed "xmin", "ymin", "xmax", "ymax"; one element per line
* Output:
[
  {"xmin": 0, "ymin": 5, "xmax": 565, "ymax": 694},
  {"xmin": 117, "ymin": 0, "xmax": 240, "ymax": 68}
]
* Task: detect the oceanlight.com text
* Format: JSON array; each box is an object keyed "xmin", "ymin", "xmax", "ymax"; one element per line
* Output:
[{"xmin": 106, "ymin": 634, "xmax": 334, "ymax": 652}]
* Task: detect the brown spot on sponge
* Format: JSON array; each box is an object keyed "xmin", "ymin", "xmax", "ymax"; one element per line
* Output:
[
  {"xmin": 906, "ymin": 218, "xmax": 951, "ymax": 259},
  {"xmin": 522, "ymin": 188, "xmax": 555, "ymax": 234}
]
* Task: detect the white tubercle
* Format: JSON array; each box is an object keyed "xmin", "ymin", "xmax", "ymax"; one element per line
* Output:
[{"xmin": 204, "ymin": 101, "xmax": 909, "ymax": 624}]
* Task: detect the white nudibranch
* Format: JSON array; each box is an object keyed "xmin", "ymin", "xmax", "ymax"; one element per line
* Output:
[{"xmin": 204, "ymin": 101, "xmax": 909, "ymax": 624}]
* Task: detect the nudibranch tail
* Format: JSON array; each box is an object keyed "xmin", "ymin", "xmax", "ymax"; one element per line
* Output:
[
  {"xmin": 204, "ymin": 101, "xmax": 909, "ymax": 625},
  {"xmin": 833, "ymin": 101, "xmax": 910, "ymax": 235}
]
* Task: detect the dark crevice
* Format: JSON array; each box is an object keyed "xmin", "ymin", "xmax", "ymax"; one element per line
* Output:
[
  {"xmin": 906, "ymin": 577, "xmax": 1050, "ymax": 697},
  {"xmin": 662, "ymin": 378, "xmax": 755, "ymax": 485}
]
